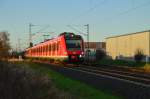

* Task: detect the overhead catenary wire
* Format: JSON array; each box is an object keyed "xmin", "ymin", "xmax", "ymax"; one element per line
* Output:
[
  {"xmin": 100, "ymin": 0, "xmax": 150, "ymax": 23},
  {"xmin": 117, "ymin": 1, "xmax": 150, "ymax": 17},
  {"xmin": 32, "ymin": 25, "xmax": 50, "ymax": 36},
  {"xmin": 70, "ymin": 0, "xmax": 150, "ymax": 25},
  {"xmin": 67, "ymin": 25, "xmax": 87, "ymax": 36},
  {"xmin": 69, "ymin": 0, "xmax": 109, "ymax": 24}
]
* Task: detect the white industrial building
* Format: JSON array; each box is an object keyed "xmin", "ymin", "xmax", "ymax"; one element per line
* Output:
[{"xmin": 106, "ymin": 30, "xmax": 150, "ymax": 62}]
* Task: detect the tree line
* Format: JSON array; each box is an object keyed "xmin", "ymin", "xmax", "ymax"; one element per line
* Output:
[{"xmin": 0, "ymin": 31, "xmax": 10, "ymax": 60}]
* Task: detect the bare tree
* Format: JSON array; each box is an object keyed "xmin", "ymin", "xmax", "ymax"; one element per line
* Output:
[
  {"xmin": 0, "ymin": 31, "xmax": 10, "ymax": 59},
  {"xmin": 134, "ymin": 49, "xmax": 145, "ymax": 63}
]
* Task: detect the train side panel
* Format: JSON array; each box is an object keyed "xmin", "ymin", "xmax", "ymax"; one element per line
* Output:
[{"xmin": 25, "ymin": 32, "xmax": 84, "ymax": 63}]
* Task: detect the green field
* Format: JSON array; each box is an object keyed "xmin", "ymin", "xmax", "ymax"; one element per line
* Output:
[{"xmin": 16, "ymin": 62, "xmax": 122, "ymax": 99}]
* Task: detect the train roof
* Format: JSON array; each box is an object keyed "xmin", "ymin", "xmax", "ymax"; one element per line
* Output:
[{"xmin": 25, "ymin": 32, "xmax": 83, "ymax": 50}]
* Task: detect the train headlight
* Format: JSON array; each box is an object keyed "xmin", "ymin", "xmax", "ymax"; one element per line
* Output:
[{"xmin": 79, "ymin": 55, "xmax": 82, "ymax": 58}]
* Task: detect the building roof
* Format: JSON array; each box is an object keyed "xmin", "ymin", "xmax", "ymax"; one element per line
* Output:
[{"xmin": 106, "ymin": 30, "xmax": 150, "ymax": 39}]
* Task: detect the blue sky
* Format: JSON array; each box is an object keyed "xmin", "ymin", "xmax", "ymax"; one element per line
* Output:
[{"xmin": 0, "ymin": 0, "xmax": 150, "ymax": 50}]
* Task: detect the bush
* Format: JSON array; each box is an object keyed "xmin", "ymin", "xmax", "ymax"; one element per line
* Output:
[
  {"xmin": 96, "ymin": 49, "xmax": 106, "ymax": 61},
  {"xmin": 0, "ymin": 61, "xmax": 73, "ymax": 99},
  {"xmin": 134, "ymin": 49, "xmax": 145, "ymax": 63}
]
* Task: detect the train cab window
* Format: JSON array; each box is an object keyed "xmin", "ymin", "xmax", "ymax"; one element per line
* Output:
[{"xmin": 66, "ymin": 40, "xmax": 81, "ymax": 50}]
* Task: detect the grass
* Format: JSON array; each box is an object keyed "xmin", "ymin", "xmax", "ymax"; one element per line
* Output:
[
  {"xmin": 16, "ymin": 61, "xmax": 122, "ymax": 99},
  {"xmin": 142, "ymin": 63, "xmax": 150, "ymax": 72},
  {"xmin": 0, "ymin": 61, "xmax": 74, "ymax": 99}
]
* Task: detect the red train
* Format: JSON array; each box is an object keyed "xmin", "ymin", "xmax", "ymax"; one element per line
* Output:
[{"xmin": 25, "ymin": 32, "xmax": 84, "ymax": 62}]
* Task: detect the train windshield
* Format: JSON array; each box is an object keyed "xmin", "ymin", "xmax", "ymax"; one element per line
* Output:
[{"xmin": 66, "ymin": 40, "xmax": 82, "ymax": 50}]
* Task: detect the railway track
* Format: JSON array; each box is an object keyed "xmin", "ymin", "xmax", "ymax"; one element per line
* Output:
[
  {"xmin": 64, "ymin": 64, "xmax": 150, "ymax": 87},
  {"xmin": 32, "ymin": 61, "xmax": 150, "ymax": 99},
  {"xmin": 32, "ymin": 60, "xmax": 150, "ymax": 87}
]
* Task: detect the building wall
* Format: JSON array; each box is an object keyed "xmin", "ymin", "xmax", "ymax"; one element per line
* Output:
[
  {"xmin": 84, "ymin": 42, "xmax": 106, "ymax": 50},
  {"xmin": 106, "ymin": 31, "xmax": 150, "ymax": 59}
]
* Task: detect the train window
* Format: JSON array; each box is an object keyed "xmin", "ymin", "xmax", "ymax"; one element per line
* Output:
[
  {"xmin": 49, "ymin": 44, "xmax": 51, "ymax": 51},
  {"xmin": 55, "ymin": 43, "xmax": 57, "ymax": 51},
  {"xmin": 66, "ymin": 40, "xmax": 81, "ymax": 50},
  {"xmin": 36, "ymin": 48, "xmax": 38, "ymax": 53},
  {"xmin": 43, "ymin": 46, "xmax": 44, "ymax": 52},
  {"xmin": 44, "ymin": 46, "xmax": 46, "ymax": 52},
  {"xmin": 47, "ymin": 45, "xmax": 48, "ymax": 51},
  {"xmin": 52, "ymin": 43, "xmax": 55, "ymax": 51},
  {"xmin": 41, "ymin": 46, "xmax": 42, "ymax": 52},
  {"xmin": 42, "ymin": 46, "xmax": 44, "ymax": 53},
  {"xmin": 52, "ymin": 44, "xmax": 53, "ymax": 51},
  {"xmin": 54, "ymin": 43, "xmax": 55, "ymax": 51},
  {"xmin": 45, "ymin": 45, "xmax": 47, "ymax": 52},
  {"xmin": 57, "ymin": 42, "xmax": 59, "ymax": 51},
  {"xmin": 41, "ymin": 47, "xmax": 43, "ymax": 52},
  {"xmin": 46, "ymin": 45, "xmax": 48, "ymax": 52}
]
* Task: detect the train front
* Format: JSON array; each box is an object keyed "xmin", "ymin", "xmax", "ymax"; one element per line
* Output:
[{"xmin": 64, "ymin": 33, "xmax": 84, "ymax": 62}]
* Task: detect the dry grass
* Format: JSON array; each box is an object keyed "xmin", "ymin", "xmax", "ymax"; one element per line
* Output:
[
  {"xmin": 0, "ymin": 61, "xmax": 74, "ymax": 99},
  {"xmin": 143, "ymin": 64, "xmax": 150, "ymax": 72}
]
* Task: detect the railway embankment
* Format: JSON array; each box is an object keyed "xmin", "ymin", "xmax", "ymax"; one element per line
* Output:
[
  {"xmin": 6, "ymin": 59, "xmax": 150, "ymax": 99},
  {"xmin": 0, "ymin": 61, "xmax": 75, "ymax": 99},
  {"xmin": 6, "ymin": 61, "xmax": 121, "ymax": 99}
]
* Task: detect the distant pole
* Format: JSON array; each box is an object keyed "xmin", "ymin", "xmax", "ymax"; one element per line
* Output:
[
  {"xmin": 85, "ymin": 24, "xmax": 89, "ymax": 62},
  {"xmin": 29, "ymin": 23, "xmax": 36, "ymax": 47},
  {"xmin": 29, "ymin": 23, "xmax": 32, "ymax": 47},
  {"xmin": 18, "ymin": 38, "xmax": 21, "ymax": 52}
]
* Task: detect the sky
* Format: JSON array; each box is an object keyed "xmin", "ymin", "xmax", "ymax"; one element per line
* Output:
[{"xmin": 0, "ymin": 0, "xmax": 150, "ymax": 50}]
